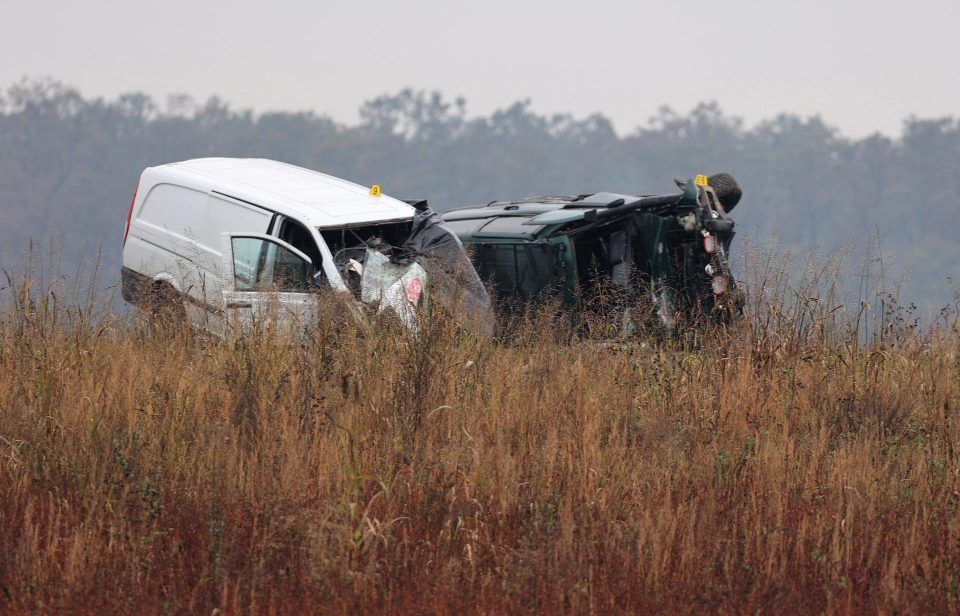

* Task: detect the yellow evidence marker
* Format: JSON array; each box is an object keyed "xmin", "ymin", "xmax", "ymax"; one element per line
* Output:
[
  {"xmin": 369, "ymin": 185, "xmax": 381, "ymax": 197},
  {"xmin": 695, "ymin": 175, "xmax": 709, "ymax": 187}
]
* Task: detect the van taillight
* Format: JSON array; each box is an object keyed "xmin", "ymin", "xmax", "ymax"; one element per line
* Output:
[{"xmin": 123, "ymin": 180, "xmax": 140, "ymax": 246}]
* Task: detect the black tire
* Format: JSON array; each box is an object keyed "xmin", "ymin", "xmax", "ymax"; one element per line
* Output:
[{"xmin": 708, "ymin": 173, "xmax": 743, "ymax": 213}]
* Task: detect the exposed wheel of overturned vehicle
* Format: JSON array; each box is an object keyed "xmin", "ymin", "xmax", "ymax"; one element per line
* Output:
[{"xmin": 707, "ymin": 172, "xmax": 742, "ymax": 213}]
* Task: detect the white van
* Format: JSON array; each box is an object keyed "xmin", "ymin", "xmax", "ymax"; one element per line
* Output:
[{"xmin": 121, "ymin": 158, "xmax": 468, "ymax": 334}]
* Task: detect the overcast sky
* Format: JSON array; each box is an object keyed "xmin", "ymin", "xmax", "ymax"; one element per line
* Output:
[{"xmin": 1, "ymin": 0, "xmax": 956, "ymax": 137}]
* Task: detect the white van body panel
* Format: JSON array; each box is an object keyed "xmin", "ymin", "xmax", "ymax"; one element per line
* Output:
[
  {"xmin": 122, "ymin": 158, "xmax": 418, "ymax": 334},
  {"xmin": 143, "ymin": 158, "xmax": 414, "ymax": 228}
]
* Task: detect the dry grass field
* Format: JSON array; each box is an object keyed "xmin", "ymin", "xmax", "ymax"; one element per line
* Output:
[{"xmin": 1, "ymin": 251, "xmax": 959, "ymax": 614}]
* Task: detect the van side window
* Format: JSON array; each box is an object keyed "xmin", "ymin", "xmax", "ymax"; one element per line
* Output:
[
  {"xmin": 278, "ymin": 219, "xmax": 322, "ymax": 272},
  {"xmin": 231, "ymin": 237, "xmax": 310, "ymax": 293}
]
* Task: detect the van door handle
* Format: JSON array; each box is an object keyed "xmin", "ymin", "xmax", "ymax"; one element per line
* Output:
[{"xmin": 226, "ymin": 301, "xmax": 252, "ymax": 308}]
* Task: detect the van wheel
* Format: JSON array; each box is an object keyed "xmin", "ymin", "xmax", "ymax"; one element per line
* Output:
[{"xmin": 146, "ymin": 282, "xmax": 186, "ymax": 328}]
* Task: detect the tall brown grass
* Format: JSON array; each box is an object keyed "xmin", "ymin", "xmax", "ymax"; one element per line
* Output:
[{"xmin": 1, "ymin": 248, "xmax": 959, "ymax": 614}]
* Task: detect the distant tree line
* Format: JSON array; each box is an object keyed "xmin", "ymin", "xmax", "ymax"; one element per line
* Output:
[{"xmin": 1, "ymin": 78, "xmax": 957, "ymax": 311}]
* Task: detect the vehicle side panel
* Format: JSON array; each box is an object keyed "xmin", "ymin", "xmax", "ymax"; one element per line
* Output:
[{"xmin": 123, "ymin": 180, "xmax": 273, "ymax": 331}]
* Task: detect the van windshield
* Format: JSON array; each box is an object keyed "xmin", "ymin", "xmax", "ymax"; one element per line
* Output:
[
  {"xmin": 320, "ymin": 220, "xmax": 414, "ymax": 296},
  {"xmin": 320, "ymin": 220, "xmax": 413, "ymax": 258}
]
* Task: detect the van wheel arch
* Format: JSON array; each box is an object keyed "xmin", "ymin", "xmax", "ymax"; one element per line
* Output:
[{"xmin": 146, "ymin": 279, "xmax": 187, "ymax": 324}]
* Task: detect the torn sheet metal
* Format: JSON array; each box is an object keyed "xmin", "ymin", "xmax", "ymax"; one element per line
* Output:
[
  {"xmin": 360, "ymin": 249, "xmax": 427, "ymax": 328},
  {"xmin": 395, "ymin": 208, "xmax": 495, "ymax": 334}
]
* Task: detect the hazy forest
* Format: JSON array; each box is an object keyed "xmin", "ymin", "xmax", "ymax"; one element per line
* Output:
[{"xmin": 1, "ymin": 78, "xmax": 958, "ymax": 312}]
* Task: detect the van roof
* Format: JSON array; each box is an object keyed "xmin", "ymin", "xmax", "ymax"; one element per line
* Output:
[{"xmin": 147, "ymin": 158, "xmax": 415, "ymax": 227}]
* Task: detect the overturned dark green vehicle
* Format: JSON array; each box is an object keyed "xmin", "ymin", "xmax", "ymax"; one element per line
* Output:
[{"xmin": 441, "ymin": 174, "xmax": 744, "ymax": 331}]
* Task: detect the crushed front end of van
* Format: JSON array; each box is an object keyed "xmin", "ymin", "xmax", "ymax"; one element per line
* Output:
[{"xmin": 329, "ymin": 205, "xmax": 494, "ymax": 333}]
